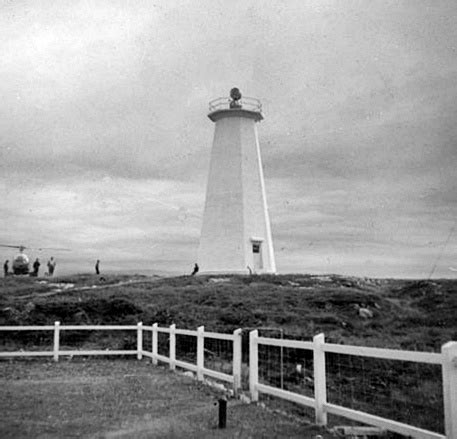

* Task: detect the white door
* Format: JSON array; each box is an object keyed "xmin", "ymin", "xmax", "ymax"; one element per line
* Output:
[{"xmin": 252, "ymin": 242, "xmax": 263, "ymax": 271}]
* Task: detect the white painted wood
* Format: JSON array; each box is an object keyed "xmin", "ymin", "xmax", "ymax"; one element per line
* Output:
[
  {"xmin": 198, "ymin": 106, "xmax": 276, "ymax": 274},
  {"xmin": 0, "ymin": 350, "xmax": 136, "ymax": 357},
  {"xmin": 313, "ymin": 333, "xmax": 327, "ymax": 426},
  {"xmin": 256, "ymin": 383, "xmax": 315, "ymax": 408},
  {"xmin": 155, "ymin": 353, "xmax": 170, "ymax": 363},
  {"xmin": 202, "ymin": 367, "xmax": 234, "ymax": 383},
  {"xmin": 197, "ymin": 326, "xmax": 204, "ymax": 381},
  {"xmin": 324, "ymin": 343, "xmax": 442, "ymax": 364},
  {"xmin": 257, "ymin": 337, "xmax": 313, "ymax": 350},
  {"xmin": 137, "ymin": 322, "xmax": 143, "ymax": 360},
  {"xmin": 53, "ymin": 321, "xmax": 60, "ymax": 362},
  {"xmin": 0, "ymin": 326, "xmax": 55, "ymax": 330},
  {"xmin": 57, "ymin": 350, "xmax": 136, "ymax": 356},
  {"xmin": 169, "ymin": 324, "xmax": 176, "ymax": 371},
  {"xmin": 442, "ymin": 341, "xmax": 457, "ymax": 438},
  {"xmin": 201, "ymin": 331, "xmax": 235, "ymax": 341},
  {"xmin": 175, "ymin": 328, "xmax": 198, "ymax": 336},
  {"xmin": 232, "ymin": 328, "xmax": 242, "ymax": 393},
  {"xmin": 175, "ymin": 360, "xmax": 198, "ymax": 372},
  {"xmin": 60, "ymin": 325, "xmax": 138, "ymax": 330},
  {"xmin": 152, "ymin": 323, "xmax": 158, "ymax": 365},
  {"xmin": 249, "ymin": 330, "xmax": 259, "ymax": 401},
  {"xmin": 0, "ymin": 350, "xmax": 137, "ymax": 358},
  {"xmin": 156, "ymin": 327, "xmax": 171, "ymax": 334},
  {"xmin": 324, "ymin": 403, "xmax": 445, "ymax": 439},
  {"xmin": 0, "ymin": 351, "xmax": 53, "ymax": 357}
]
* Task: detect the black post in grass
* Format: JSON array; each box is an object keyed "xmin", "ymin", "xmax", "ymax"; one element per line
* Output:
[{"xmin": 218, "ymin": 398, "xmax": 227, "ymax": 429}]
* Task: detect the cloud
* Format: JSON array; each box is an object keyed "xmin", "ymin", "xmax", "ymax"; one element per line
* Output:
[
  {"xmin": 1, "ymin": 0, "xmax": 456, "ymax": 277},
  {"xmin": 0, "ymin": 175, "xmax": 203, "ymax": 272}
]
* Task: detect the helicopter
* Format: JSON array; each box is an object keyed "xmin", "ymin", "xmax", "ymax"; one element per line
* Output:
[{"xmin": 1, "ymin": 244, "xmax": 70, "ymax": 275}]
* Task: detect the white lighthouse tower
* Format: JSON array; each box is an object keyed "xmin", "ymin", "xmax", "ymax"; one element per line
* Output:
[{"xmin": 198, "ymin": 88, "xmax": 276, "ymax": 274}]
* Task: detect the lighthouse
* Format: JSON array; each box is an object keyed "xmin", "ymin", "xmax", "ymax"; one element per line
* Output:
[{"xmin": 197, "ymin": 88, "xmax": 276, "ymax": 274}]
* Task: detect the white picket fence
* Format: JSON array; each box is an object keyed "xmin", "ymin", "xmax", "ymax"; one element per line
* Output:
[{"xmin": 1, "ymin": 323, "xmax": 456, "ymax": 439}]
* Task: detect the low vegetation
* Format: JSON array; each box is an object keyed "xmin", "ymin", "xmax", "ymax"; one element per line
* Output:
[{"xmin": 1, "ymin": 273, "xmax": 455, "ymax": 350}]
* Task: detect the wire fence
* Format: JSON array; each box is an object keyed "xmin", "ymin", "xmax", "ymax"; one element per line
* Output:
[
  {"xmin": 251, "ymin": 331, "xmax": 454, "ymax": 439},
  {"xmin": 142, "ymin": 329, "xmax": 152, "ymax": 354},
  {"xmin": 258, "ymin": 342, "xmax": 317, "ymax": 421},
  {"xmin": 157, "ymin": 331, "xmax": 170, "ymax": 358},
  {"xmin": 251, "ymin": 328, "xmax": 445, "ymax": 433},
  {"xmin": 60, "ymin": 329, "xmax": 137, "ymax": 352},
  {"xmin": 326, "ymin": 352, "xmax": 444, "ymax": 434},
  {"xmin": 0, "ymin": 329, "xmax": 53, "ymax": 352},
  {"xmin": 175, "ymin": 333, "xmax": 197, "ymax": 364},
  {"xmin": 258, "ymin": 344, "xmax": 314, "ymax": 396},
  {"xmin": 204, "ymin": 336, "xmax": 233, "ymax": 376}
]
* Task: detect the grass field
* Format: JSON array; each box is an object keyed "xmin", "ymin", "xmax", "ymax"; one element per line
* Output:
[
  {"xmin": 0, "ymin": 273, "xmax": 455, "ymax": 436},
  {"xmin": 0, "ymin": 358, "xmax": 332, "ymax": 439}
]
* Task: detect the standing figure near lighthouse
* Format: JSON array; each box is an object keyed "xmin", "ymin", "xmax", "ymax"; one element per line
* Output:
[{"xmin": 198, "ymin": 88, "xmax": 276, "ymax": 274}]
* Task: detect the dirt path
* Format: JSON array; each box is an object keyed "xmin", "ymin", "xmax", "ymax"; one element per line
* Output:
[
  {"xmin": 0, "ymin": 359, "xmax": 331, "ymax": 438},
  {"xmin": 18, "ymin": 278, "xmax": 162, "ymax": 300}
]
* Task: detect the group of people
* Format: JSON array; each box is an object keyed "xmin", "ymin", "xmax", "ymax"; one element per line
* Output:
[
  {"xmin": 30, "ymin": 257, "xmax": 56, "ymax": 277},
  {"xmin": 4, "ymin": 258, "xmax": 199, "ymax": 278},
  {"xmin": 3, "ymin": 257, "xmax": 100, "ymax": 277},
  {"xmin": 3, "ymin": 257, "xmax": 57, "ymax": 277}
]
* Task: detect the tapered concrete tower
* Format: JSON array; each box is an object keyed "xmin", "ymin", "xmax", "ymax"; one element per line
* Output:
[{"xmin": 198, "ymin": 88, "xmax": 276, "ymax": 274}]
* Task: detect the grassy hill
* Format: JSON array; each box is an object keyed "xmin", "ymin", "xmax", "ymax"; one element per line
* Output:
[
  {"xmin": 1, "ymin": 273, "xmax": 455, "ymax": 434},
  {"xmin": 1, "ymin": 273, "xmax": 456, "ymax": 350}
]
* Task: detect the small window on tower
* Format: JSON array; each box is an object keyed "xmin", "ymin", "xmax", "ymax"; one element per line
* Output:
[{"xmin": 252, "ymin": 243, "xmax": 260, "ymax": 253}]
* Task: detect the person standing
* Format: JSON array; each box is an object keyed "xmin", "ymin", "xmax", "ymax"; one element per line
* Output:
[
  {"xmin": 191, "ymin": 263, "xmax": 199, "ymax": 276},
  {"xmin": 32, "ymin": 258, "xmax": 40, "ymax": 277},
  {"xmin": 3, "ymin": 260, "xmax": 8, "ymax": 277},
  {"xmin": 95, "ymin": 259, "xmax": 100, "ymax": 275},
  {"xmin": 47, "ymin": 257, "xmax": 56, "ymax": 276}
]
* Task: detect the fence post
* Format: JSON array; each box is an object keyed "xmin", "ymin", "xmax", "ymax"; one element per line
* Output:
[
  {"xmin": 152, "ymin": 323, "xmax": 158, "ymax": 365},
  {"xmin": 233, "ymin": 328, "xmax": 242, "ymax": 395},
  {"xmin": 137, "ymin": 322, "xmax": 143, "ymax": 360},
  {"xmin": 197, "ymin": 326, "xmax": 204, "ymax": 381},
  {"xmin": 249, "ymin": 330, "xmax": 259, "ymax": 402},
  {"xmin": 53, "ymin": 321, "xmax": 60, "ymax": 362},
  {"xmin": 442, "ymin": 341, "xmax": 457, "ymax": 438},
  {"xmin": 313, "ymin": 333, "xmax": 327, "ymax": 426},
  {"xmin": 169, "ymin": 324, "xmax": 176, "ymax": 371}
]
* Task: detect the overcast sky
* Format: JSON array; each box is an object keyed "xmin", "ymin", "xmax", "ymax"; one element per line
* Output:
[{"xmin": 1, "ymin": 0, "xmax": 456, "ymax": 278}]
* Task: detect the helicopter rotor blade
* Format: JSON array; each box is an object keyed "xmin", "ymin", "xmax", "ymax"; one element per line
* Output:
[
  {"xmin": 36, "ymin": 247, "xmax": 71, "ymax": 252},
  {"xmin": 0, "ymin": 244, "xmax": 71, "ymax": 252}
]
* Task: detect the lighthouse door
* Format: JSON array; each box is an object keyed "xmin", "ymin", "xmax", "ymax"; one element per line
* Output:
[{"xmin": 252, "ymin": 242, "xmax": 263, "ymax": 272}]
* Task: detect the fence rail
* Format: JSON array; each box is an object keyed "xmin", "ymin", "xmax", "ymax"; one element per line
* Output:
[
  {"xmin": 0, "ymin": 323, "xmax": 455, "ymax": 438},
  {"xmin": 323, "ymin": 342, "xmax": 443, "ymax": 364}
]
